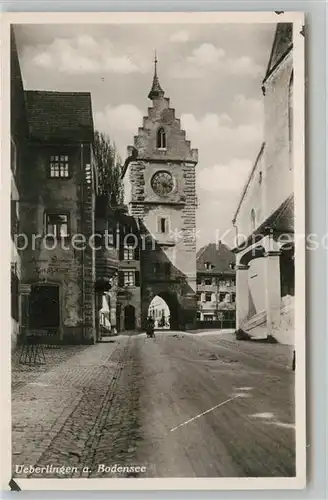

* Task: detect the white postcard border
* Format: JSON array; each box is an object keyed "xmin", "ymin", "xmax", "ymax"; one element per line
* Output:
[{"xmin": 0, "ymin": 10, "xmax": 306, "ymax": 491}]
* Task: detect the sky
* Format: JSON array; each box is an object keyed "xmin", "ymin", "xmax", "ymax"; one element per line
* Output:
[{"xmin": 15, "ymin": 22, "xmax": 276, "ymax": 249}]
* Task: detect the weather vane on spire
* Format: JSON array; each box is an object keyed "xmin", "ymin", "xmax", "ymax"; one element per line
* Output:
[
  {"xmin": 148, "ymin": 49, "xmax": 164, "ymax": 100},
  {"xmin": 154, "ymin": 50, "xmax": 158, "ymax": 74}
]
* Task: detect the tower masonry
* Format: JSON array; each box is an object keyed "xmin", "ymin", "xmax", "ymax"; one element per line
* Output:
[{"xmin": 123, "ymin": 56, "xmax": 198, "ymax": 330}]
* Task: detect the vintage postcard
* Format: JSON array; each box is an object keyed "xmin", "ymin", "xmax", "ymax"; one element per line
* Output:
[{"xmin": 1, "ymin": 11, "xmax": 305, "ymax": 491}]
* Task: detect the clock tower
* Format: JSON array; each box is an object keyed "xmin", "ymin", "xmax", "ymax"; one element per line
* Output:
[{"xmin": 123, "ymin": 55, "xmax": 198, "ymax": 330}]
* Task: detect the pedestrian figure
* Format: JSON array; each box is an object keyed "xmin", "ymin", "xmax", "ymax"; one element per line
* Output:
[{"xmin": 146, "ymin": 316, "xmax": 155, "ymax": 338}]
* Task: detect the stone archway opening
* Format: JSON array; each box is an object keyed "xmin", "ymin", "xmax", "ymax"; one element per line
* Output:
[
  {"xmin": 148, "ymin": 295, "xmax": 170, "ymax": 330},
  {"xmin": 146, "ymin": 291, "xmax": 180, "ymax": 331}
]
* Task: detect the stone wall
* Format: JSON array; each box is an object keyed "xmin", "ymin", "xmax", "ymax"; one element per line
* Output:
[{"xmin": 262, "ymin": 50, "xmax": 293, "ymax": 220}]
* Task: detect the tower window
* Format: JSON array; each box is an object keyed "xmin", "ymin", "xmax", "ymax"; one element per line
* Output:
[
  {"xmin": 158, "ymin": 217, "xmax": 169, "ymax": 234},
  {"xmin": 157, "ymin": 128, "xmax": 166, "ymax": 149}
]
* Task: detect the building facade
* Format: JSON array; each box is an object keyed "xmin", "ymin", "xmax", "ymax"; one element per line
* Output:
[
  {"xmin": 10, "ymin": 28, "xmax": 118, "ymax": 346},
  {"xmin": 120, "ymin": 57, "xmax": 198, "ymax": 332},
  {"xmin": 232, "ymin": 23, "xmax": 294, "ymax": 344},
  {"xmin": 196, "ymin": 243, "xmax": 236, "ymax": 328}
]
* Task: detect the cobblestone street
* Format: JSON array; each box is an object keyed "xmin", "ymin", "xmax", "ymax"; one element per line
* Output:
[{"xmin": 12, "ymin": 332, "xmax": 295, "ymax": 479}]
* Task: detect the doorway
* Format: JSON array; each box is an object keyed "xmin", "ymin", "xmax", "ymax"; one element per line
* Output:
[
  {"xmin": 29, "ymin": 284, "xmax": 60, "ymax": 329},
  {"xmin": 124, "ymin": 304, "xmax": 136, "ymax": 330}
]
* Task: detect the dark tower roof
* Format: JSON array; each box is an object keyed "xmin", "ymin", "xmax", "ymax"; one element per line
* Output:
[{"xmin": 148, "ymin": 51, "xmax": 164, "ymax": 100}]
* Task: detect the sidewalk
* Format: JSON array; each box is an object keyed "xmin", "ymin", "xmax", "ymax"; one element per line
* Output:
[{"xmin": 12, "ymin": 336, "xmax": 129, "ymax": 476}]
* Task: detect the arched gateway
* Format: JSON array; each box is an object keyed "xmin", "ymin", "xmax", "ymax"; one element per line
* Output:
[{"xmin": 121, "ymin": 55, "xmax": 198, "ymax": 331}]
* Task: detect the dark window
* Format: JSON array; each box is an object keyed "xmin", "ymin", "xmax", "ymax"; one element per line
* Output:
[
  {"xmin": 158, "ymin": 217, "xmax": 168, "ymax": 234},
  {"xmin": 196, "ymin": 292, "xmax": 202, "ymax": 301},
  {"xmin": 205, "ymin": 292, "xmax": 212, "ymax": 302},
  {"xmin": 46, "ymin": 213, "xmax": 69, "ymax": 237},
  {"xmin": 196, "ymin": 276, "xmax": 202, "ymax": 285},
  {"xmin": 11, "ymin": 271, "xmax": 19, "ymax": 321},
  {"xmin": 204, "ymin": 261, "xmax": 212, "ymax": 270},
  {"xmin": 219, "ymin": 292, "xmax": 226, "ymax": 302},
  {"xmin": 157, "ymin": 128, "xmax": 166, "ymax": 149},
  {"xmin": 204, "ymin": 278, "xmax": 212, "ymax": 285},
  {"xmin": 231, "ymin": 293, "xmax": 236, "ymax": 303},
  {"xmin": 50, "ymin": 155, "xmax": 69, "ymax": 178},
  {"xmin": 135, "ymin": 271, "xmax": 140, "ymax": 287}
]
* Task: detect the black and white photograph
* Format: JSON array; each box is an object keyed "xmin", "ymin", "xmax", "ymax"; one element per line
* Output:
[{"xmin": 3, "ymin": 11, "xmax": 305, "ymax": 490}]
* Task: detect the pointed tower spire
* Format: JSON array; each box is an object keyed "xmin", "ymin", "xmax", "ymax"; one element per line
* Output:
[{"xmin": 148, "ymin": 50, "xmax": 165, "ymax": 100}]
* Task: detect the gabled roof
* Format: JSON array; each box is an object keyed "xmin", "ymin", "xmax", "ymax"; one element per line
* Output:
[
  {"xmin": 263, "ymin": 23, "xmax": 293, "ymax": 82},
  {"xmin": 24, "ymin": 90, "xmax": 94, "ymax": 143},
  {"xmin": 197, "ymin": 242, "xmax": 235, "ymax": 274},
  {"xmin": 231, "ymin": 194, "xmax": 294, "ymax": 253}
]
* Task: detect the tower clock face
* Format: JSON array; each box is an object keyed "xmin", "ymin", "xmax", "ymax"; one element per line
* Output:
[{"xmin": 151, "ymin": 170, "xmax": 174, "ymax": 196}]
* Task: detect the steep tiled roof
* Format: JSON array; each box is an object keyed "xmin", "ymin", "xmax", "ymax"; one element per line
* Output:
[
  {"xmin": 24, "ymin": 90, "xmax": 94, "ymax": 142},
  {"xmin": 197, "ymin": 242, "xmax": 235, "ymax": 274}
]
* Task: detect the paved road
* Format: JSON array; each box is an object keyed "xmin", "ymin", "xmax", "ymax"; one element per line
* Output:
[{"xmin": 12, "ymin": 332, "xmax": 295, "ymax": 479}]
